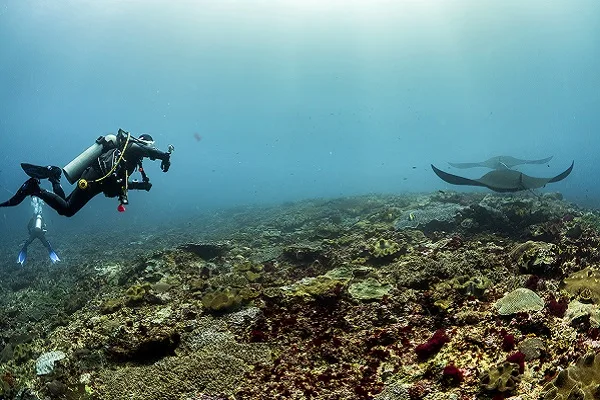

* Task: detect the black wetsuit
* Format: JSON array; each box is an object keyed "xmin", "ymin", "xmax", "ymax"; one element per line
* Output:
[{"xmin": 36, "ymin": 133, "xmax": 170, "ymax": 217}]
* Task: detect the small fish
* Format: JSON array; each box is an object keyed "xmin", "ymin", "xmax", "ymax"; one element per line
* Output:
[
  {"xmin": 408, "ymin": 213, "xmax": 415, "ymax": 221},
  {"xmin": 194, "ymin": 133, "xmax": 202, "ymax": 142}
]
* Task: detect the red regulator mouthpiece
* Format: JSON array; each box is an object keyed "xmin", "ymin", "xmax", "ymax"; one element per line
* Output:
[{"xmin": 117, "ymin": 204, "xmax": 126, "ymax": 213}]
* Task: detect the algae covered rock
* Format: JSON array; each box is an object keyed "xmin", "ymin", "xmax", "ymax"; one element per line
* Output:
[
  {"xmin": 495, "ymin": 288, "xmax": 544, "ymax": 315},
  {"xmin": 564, "ymin": 300, "xmax": 600, "ymax": 328},
  {"xmin": 348, "ymin": 278, "xmax": 392, "ymax": 301},
  {"xmin": 518, "ymin": 337, "xmax": 545, "ymax": 361},
  {"xmin": 563, "ymin": 267, "xmax": 600, "ymax": 304},
  {"xmin": 510, "ymin": 240, "xmax": 557, "ymax": 274},
  {"xmin": 479, "ymin": 362, "xmax": 521, "ymax": 392},
  {"xmin": 540, "ymin": 353, "xmax": 600, "ymax": 399}
]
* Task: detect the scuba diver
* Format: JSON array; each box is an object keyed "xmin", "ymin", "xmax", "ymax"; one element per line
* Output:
[
  {"xmin": 18, "ymin": 197, "xmax": 60, "ymax": 265},
  {"xmin": 0, "ymin": 129, "xmax": 173, "ymax": 216}
]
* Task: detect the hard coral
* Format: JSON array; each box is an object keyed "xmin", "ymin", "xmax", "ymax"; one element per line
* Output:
[
  {"xmin": 369, "ymin": 238, "xmax": 402, "ymax": 259},
  {"xmin": 494, "ymin": 288, "xmax": 544, "ymax": 315},
  {"xmin": 480, "ymin": 362, "xmax": 521, "ymax": 393},
  {"xmin": 540, "ymin": 353, "xmax": 600, "ymax": 399},
  {"xmin": 510, "ymin": 241, "xmax": 558, "ymax": 274},
  {"xmin": 414, "ymin": 329, "xmax": 449, "ymax": 361},
  {"xmin": 563, "ymin": 267, "xmax": 600, "ymax": 304}
]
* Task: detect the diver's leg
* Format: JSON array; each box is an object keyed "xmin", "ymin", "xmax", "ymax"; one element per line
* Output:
[
  {"xmin": 36, "ymin": 186, "xmax": 99, "ymax": 217},
  {"xmin": 38, "ymin": 235, "xmax": 60, "ymax": 263},
  {"xmin": 18, "ymin": 236, "xmax": 35, "ymax": 265},
  {"xmin": 0, "ymin": 178, "xmax": 41, "ymax": 207},
  {"xmin": 49, "ymin": 177, "xmax": 66, "ymax": 199}
]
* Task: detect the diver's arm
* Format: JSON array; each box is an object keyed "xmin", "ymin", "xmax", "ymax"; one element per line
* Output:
[
  {"xmin": 128, "ymin": 143, "xmax": 172, "ymax": 172},
  {"xmin": 129, "ymin": 142, "xmax": 170, "ymax": 161}
]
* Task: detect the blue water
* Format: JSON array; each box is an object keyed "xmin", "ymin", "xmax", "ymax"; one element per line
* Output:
[{"xmin": 1, "ymin": 0, "xmax": 599, "ymax": 238}]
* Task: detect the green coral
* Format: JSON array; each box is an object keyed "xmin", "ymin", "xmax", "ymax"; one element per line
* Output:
[
  {"xmin": 232, "ymin": 259, "xmax": 264, "ymax": 277},
  {"xmin": 101, "ymin": 298, "xmax": 123, "ymax": 314},
  {"xmin": 348, "ymin": 278, "xmax": 392, "ymax": 301},
  {"xmin": 563, "ymin": 267, "xmax": 600, "ymax": 304},
  {"xmin": 202, "ymin": 289, "xmax": 242, "ymax": 312},
  {"xmin": 479, "ymin": 362, "xmax": 521, "ymax": 392},
  {"xmin": 494, "ymin": 288, "xmax": 544, "ymax": 315},
  {"xmin": 124, "ymin": 282, "xmax": 152, "ymax": 305},
  {"xmin": 450, "ymin": 275, "xmax": 491, "ymax": 298},
  {"xmin": 288, "ymin": 276, "xmax": 346, "ymax": 297},
  {"xmin": 540, "ymin": 353, "xmax": 600, "ymax": 399},
  {"xmin": 369, "ymin": 239, "xmax": 402, "ymax": 258}
]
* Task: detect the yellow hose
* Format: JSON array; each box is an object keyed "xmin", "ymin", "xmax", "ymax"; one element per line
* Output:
[{"xmin": 78, "ymin": 131, "xmax": 131, "ymax": 188}]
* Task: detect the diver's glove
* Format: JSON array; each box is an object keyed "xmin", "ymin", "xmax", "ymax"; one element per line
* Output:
[{"xmin": 160, "ymin": 153, "xmax": 171, "ymax": 172}]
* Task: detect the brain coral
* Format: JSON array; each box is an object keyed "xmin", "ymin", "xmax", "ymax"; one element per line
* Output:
[
  {"xmin": 495, "ymin": 288, "xmax": 544, "ymax": 315},
  {"xmin": 540, "ymin": 353, "xmax": 600, "ymax": 399}
]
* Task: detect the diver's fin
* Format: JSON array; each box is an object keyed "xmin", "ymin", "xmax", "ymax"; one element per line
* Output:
[
  {"xmin": 48, "ymin": 249, "xmax": 60, "ymax": 264},
  {"xmin": 17, "ymin": 248, "xmax": 27, "ymax": 265},
  {"xmin": 21, "ymin": 163, "xmax": 62, "ymax": 180}
]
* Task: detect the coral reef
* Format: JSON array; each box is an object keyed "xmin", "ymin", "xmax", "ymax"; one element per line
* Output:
[{"xmin": 0, "ymin": 191, "xmax": 600, "ymax": 399}]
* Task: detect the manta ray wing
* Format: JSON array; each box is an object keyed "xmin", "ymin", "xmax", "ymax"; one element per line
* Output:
[
  {"xmin": 431, "ymin": 165, "xmax": 487, "ymax": 188},
  {"xmin": 548, "ymin": 161, "xmax": 574, "ymax": 183},
  {"xmin": 447, "ymin": 161, "xmax": 487, "ymax": 169}
]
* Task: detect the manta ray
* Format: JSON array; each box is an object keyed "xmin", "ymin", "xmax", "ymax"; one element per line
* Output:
[
  {"xmin": 431, "ymin": 161, "xmax": 574, "ymax": 192},
  {"xmin": 448, "ymin": 155, "xmax": 553, "ymax": 170}
]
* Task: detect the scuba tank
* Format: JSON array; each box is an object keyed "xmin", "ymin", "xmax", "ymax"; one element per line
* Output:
[
  {"xmin": 63, "ymin": 134, "xmax": 117, "ymax": 184},
  {"xmin": 34, "ymin": 214, "xmax": 43, "ymax": 231}
]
